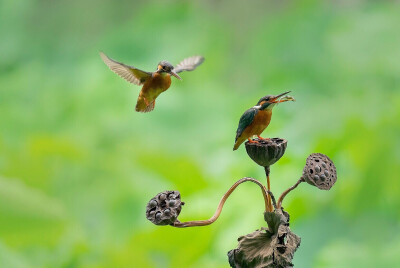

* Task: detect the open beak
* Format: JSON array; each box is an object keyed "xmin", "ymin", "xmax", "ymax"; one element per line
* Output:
[
  {"xmin": 270, "ymin": 91, "xmax": 291, "ymax": 103},
  {"xmin": 170, "ymin": 70, "xmax": 182, "ymax": 80}
]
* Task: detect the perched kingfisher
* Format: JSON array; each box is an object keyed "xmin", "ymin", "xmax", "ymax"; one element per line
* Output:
[
  {"xmin": 100, "ymin": 52, "xmax": 204, "ymax": 112},
  {"xmin": 233, "ymin": 91, "xmax": 295, "ymax": 150}
]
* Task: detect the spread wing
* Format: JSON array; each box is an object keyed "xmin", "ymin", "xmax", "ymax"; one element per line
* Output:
[
  {"xmin": 235, "ymin": 108, "xmax": 258, "ymax": 142},
  {"xmin": 173, "ymin": 56, "xmax": 204, "ymax": 73},
  {"xmin": 100, "ymin": 52, "xmax": 152, "ymax": 86}
]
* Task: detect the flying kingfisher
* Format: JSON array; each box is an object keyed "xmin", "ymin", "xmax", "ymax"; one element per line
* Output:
[
  {"xmin": 233, "ymin": 91, "xmax": 295, "ymax": 150},
  {"xmin": 100, "ymin": 52, "xmax": 204, "ymax": 112}
]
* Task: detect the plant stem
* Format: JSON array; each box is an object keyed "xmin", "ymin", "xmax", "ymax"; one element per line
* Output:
[
  {"xmin": 173, "ymin": 177, "xmax": 269, "ymax": 228},
  {"xmin": 267, "ymin": 190, "xmax": 277, "ymax": 210},
  {"xmin": 276, "ymin": 177, "xmax": 304, "ymax": 208},
  {"xmin": 264, "ymin": 166, "xmax": 273, "ymax": 212}
]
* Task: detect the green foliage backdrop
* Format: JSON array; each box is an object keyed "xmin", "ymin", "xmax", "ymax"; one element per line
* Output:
[{"xmin": 1, "ymin": 0, "xmax": 400, "ymax": 267}]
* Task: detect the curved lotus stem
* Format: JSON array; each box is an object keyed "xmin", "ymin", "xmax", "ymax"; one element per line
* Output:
[
  {"xmin": 173, "ymin": 177, "xmax": 269, "ymax": 228},
  {"xmin": 276, "ymin": 177, "xmax": 304, "ymax": 209}
]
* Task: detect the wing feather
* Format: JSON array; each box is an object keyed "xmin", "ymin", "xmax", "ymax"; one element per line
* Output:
[
  {"xmin": 235, "ymin": 108, "xmax": 258, "ymax": 142},
  {"xmin": 174, "ymin": 56, "xmax": 204, "ymax": 73},
  {"xmin": 100, "ymin": 52, "xmax": 151, "ymax": 86}
]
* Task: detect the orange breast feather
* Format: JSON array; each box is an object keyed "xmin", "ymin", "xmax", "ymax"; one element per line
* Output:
[
  {"xmin": 146, "ymin": 73, "xmax": 171, "ymax": 90},
  {"xmin": 246, "ymin": 109, "xmax": 272, "ymax": 136}
]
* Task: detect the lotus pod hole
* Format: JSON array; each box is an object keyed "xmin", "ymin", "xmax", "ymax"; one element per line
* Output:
[
  {"xmin": 146, "ymin": 190, "xmax": 184, "ymax": 225},
  {"xmin": 245, "ymin": 138, "xmax": 288, "ymax": 167},
  {"xmin": 302, "ymin": 153, "xmax": 337, "ymax": 190}
]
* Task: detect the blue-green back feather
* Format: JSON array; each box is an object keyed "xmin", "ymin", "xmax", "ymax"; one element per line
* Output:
[{"xmin": 235, "ymin": 107, "xmax": 258, "ymax": 141}]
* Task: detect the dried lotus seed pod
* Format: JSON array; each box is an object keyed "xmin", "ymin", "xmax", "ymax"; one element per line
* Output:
[
  {"xmin": 146, "ymin": 190, "xmax": 184, "ymax": 225},
  {"xmin": 245, "ymin": 138, "xmax": 288, "ymax": 167},
  {"xmin": 302, "ymin": 153, "xmax": 337, "ymax": 190}
]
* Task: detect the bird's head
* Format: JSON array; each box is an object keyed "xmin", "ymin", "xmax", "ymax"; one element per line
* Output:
[
  {"xmin": 157, "ymin": 61, "xmax": 182, "ymax": 80},
  {"xmin": 256, "ymin": 91, "xmax": 294, "ymax": 110}
]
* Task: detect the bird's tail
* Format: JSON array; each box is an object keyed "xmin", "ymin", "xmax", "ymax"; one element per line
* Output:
[
  {"xmin": 135, "ymin": 96, "xmax": 155, "ymax": 113},
  {"xmin": 233, "ymin": 143, "xmax": 240, "ymax": 151},
  {"xmin": 233, "ymin": 137, "xmax": 244, "ymax": 151}
]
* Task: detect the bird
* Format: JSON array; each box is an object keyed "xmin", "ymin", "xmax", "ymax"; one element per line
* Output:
[
  {"xmin": 100, "ymin": 52, "xmax": 204, "ymax": 112},
  {"xmin": 233, "ymin": 91, "xmax": 295, "ymax": 150}
]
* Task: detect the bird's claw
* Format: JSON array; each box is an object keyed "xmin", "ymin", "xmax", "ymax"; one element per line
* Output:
[{"xmin": 257, "ymin": 136, "xmax": 270, "ymax": 141}]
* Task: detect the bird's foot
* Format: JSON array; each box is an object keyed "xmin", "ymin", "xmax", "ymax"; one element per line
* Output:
[
  {"xmin": 247, "ymin": 138, "xmax": 258, "ymax": 144},
  {"xmin": 257, "ymin": 136, "xmax": 270, "ymax": 141}
]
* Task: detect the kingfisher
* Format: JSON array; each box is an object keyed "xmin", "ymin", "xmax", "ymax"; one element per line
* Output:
[
  {"xmin": 233, "ymin": 91, "xmax": 295, "ymax": 150},
  {"xmin": 100, "ymin": 52, "xmax": 204, "ymax": 112}
]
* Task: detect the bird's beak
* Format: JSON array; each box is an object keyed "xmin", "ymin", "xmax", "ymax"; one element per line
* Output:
[
  {"xmin": 170, "ymin": 70, "xmax": 182, "ymax": 80},
  {"xmin": 270, "ymin": 91, "xmax": 291, "ymax": 103}
]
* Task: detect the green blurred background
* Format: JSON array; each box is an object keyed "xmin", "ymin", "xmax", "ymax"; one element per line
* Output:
[{"xmin": 1, "ymin": 0, "xmax": 400, "ymax": 267}]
